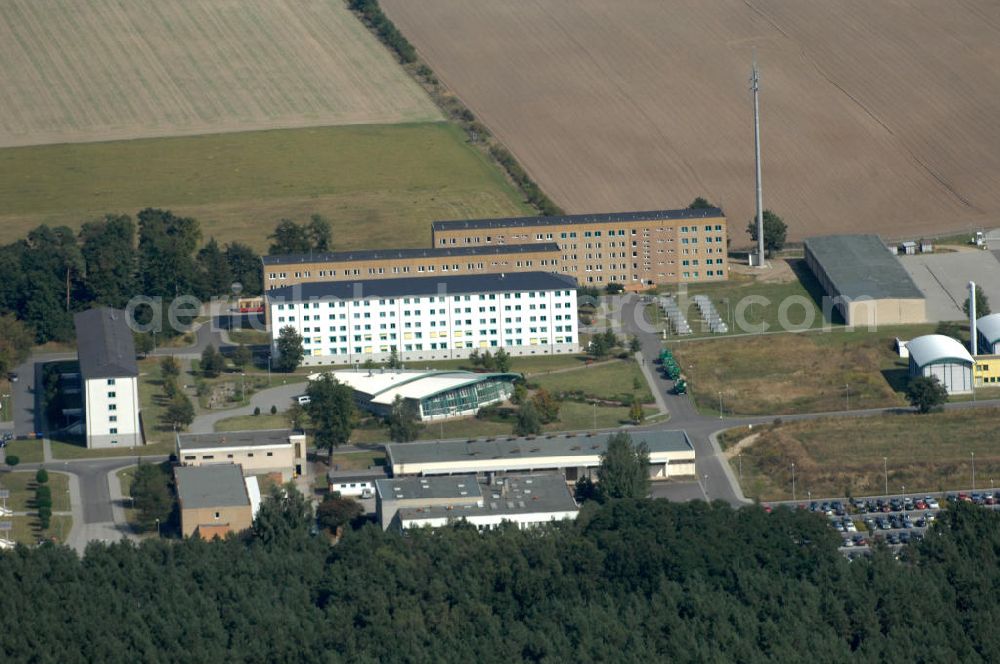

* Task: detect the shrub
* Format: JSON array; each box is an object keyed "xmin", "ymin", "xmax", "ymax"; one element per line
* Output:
[
  {"xmin": 253, "ymin": 406, "xmax": 261, "ymax": 416},
  {"xmin": 270, "ymin": 405, "xmax": 278, "ymax": 415},
  {"xmin": 35, "ymin": 468, "xmax": 48, "ymax": 484},
  {"xmin": 5, "ymin": 455, "xmax": 19, "ymax": 467}
]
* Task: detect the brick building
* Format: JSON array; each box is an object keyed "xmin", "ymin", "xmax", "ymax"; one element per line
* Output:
[
  {"xmin": 432, "ymin": 208, "xmax": 728, "ymax": 290},
  {"xmin": 262, "ymin": 244, "xmax": 561, "ymax": 290}
]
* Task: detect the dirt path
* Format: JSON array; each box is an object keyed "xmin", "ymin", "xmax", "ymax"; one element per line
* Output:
[{"xmin": 724, "ymin": 432, "xmax": 760, "ymax": 460}]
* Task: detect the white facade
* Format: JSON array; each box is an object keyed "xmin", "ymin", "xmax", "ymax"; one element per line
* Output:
[
  {"xmin": 270, "ymin": 285, "xmax": 579, "ymax": 366},
  {"xmin": 399, "ymin": 509, "xmax": 579, "ymax": 531},
  {"xmin": 84, "ymin": 375, "xmax": 141, "ymax": 448}
]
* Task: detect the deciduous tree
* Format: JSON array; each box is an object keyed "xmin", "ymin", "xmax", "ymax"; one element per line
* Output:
[
  {"xmin": 130, "ymin": 462, "xmax": 173, "ymax": 531},
  {"xmin": 388, "ymin": 395, "xmax": 421, "ymax": 442},
  {"xmin": 597, "ymin": 432, "xmax": 650, "ymax": 500},
  {"xmin": 316, "ymin": 495, "xmax": 363, "ymax": 534},
  {"xmin": 746, "ymin": 209, "xmax": 787, "ymax": 257},
  {"xmin": 906, "ymin": 375, "xmax": 948, "ymax": 414},
  {"xmin": 274, "ymin": 326, "xmax": 304, "ymax": 373},
  {"xmin": 79, "ymin": 214, "xmax": 138, "ymax": 308},
  {"xmin": 963, "ymin": 284, "xmax": 991, "ymax": 318},
  {"xmin": 306, "ymin": 374, "xmax": 355, "ymax": 452},
  {"xmin": 514, "ymin": 400, "xmax": 542, "ymax": 436}
]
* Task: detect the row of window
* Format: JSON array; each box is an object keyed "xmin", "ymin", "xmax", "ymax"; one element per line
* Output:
[
  {"xmin": 306, "ymin": 337, "xmax": 577, "ymax": 356},
  {"xmin": 267, "ymin": 258, "xmax": 558, "ymax": 281},
  {"xmin": 437, "ymin": 224, "xmax": 726, "ymax": 246},
  {"xmin": 274, "ymin": 291, "xmax": 572, "ymax": 311}
]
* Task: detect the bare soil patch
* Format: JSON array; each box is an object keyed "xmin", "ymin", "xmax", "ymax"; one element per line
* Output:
[{"xmin": 383, "ymin": 0, "xmax": 1000, "ymax": 240}]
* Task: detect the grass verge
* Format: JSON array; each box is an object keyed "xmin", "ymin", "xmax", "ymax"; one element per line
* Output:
[
  {"xmin": 673, "ymin": 324, "xmax": 939, "ymax": 416},
  {"xmin": 4, "ymin": 439, "xmax": 44, "ymax": 464},
  {"xmin": 532, "ymin": 360, "xmax": 653, "ymax": 404},
  {"xmin": 728, "ymin": 407, "xmax": 1000, "ymax": 500},
  {"xmin": 0, "ymin": 471, "xmax": 71, "ymax": 512}
]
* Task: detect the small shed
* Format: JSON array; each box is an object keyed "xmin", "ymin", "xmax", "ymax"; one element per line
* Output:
[
  {"xmin": 919, "ymin": 239, "xmax": 933, "ymax": 253},
  {"xmin": 899, "ymin": 241, "xmax": 917, "ymax": 255}
]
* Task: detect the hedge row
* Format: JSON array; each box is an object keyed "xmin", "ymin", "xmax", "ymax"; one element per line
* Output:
[{"xmin": 349, "ymin": 0, "xmax": 563, "ymax": 217}]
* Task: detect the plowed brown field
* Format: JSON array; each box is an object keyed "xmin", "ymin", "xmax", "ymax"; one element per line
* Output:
[
  {"xmin": 0, "ymin": 0, "xmax": 439, "ymax": 147},
  {"xmin": 381, "ymin": 0, "xmax": 1000, "ymax": 240}
]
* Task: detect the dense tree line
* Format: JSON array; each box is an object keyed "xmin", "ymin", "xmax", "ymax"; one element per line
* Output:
[
  {"xmin": 349, "ymin": 0, "xmax": 417, "ymax": 63},
  {"xmin": 0, "ymin": 211, "xmax": 290, "ymax": 344},
  {"xmin": 348, "ymin": 0, "xmax": 563, "ymax": 218},
  {"xmin": 0, "ymin": 498, "xmax": 998, "ymax": 661}
]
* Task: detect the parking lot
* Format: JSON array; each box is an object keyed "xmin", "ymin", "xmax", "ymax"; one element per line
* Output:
[
  {"xmin": 900, "ymin": 250, "xmax": 1000, "ymax": 321},
  {"xmin": 764, "ymin": 491, "xmax": 1000, "ymax": 558}
]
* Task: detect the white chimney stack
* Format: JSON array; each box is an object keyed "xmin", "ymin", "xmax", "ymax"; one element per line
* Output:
[{"xmin": 969, "ymin": 281, "xmax": 978, "ymax": 356}]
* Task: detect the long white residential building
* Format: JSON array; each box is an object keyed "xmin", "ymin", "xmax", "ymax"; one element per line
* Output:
[
  {"xmin": 266, "ymin": 272, "xmax": 579, "ymax": 366},
  {"xmin": 73, "ymin": 307, "xmax": 142, "ymax": 449}
]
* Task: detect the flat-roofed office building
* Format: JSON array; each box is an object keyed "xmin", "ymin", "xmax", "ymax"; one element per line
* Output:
[
  {"xmin": 262, "ymin": 244, "xmax": 561, "ymax": 290},
  {"xmin": 375, "ymin": 472, "xmax": 579, "ymax": 531},
  {"xmin": 176, "ymin": 429, "xmax": 308, "ymax": 481},
  {"xmin": 386, "ymin": 429, "xmax": 696, "ymax": 482},
  {"xmin": 432, "ymin": 208, "xmax": 728, "ymax": 290}
]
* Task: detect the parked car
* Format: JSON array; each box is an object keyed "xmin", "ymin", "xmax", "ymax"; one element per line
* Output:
[
  {"xmin": 926, "ymin": 497, "xmax": 940, "ymax": 509},
  {"xmin": 295, "ymin": 395, "xmax": 311, "ymax": 405},
  {"xmin": 6, "ymin": 372, "xmax": 17, "ymax": 382}
]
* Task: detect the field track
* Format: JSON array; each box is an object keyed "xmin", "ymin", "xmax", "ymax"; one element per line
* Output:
[
  {"xmin": 0, "ymin": 0, "xmax": 439, "ymax": 147},
  {"xmin": 382, "ymin": 0, "xmax": 1000, "ymax": 240}
]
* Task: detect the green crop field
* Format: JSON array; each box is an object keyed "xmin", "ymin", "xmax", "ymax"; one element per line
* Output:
[
  {"xmin": 0, "ymin": 123, "xmax": 531, "ymax": 250},
  {"xmin": 0, "ymin": 0, "xmax": 440, "ymax": 147}
]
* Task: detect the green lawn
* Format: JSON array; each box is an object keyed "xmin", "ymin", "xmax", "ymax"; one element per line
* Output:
[
  {"xmin": 50, "ymin": 439, "xmax": 175, "ymax": 461},
  {"xmin": 673, "ymin": 323, "xmax": 939, "ymax": 416},
  {"xmin": 729, "ymin": 407, "xmax": 1000, "ymax": 500},
  {"xmin": 650, "ymin": 260, "xmax": 841, "ymax": 339},
  {"xmin": 4, "ymin": 439, "xmax": 44, "ymax": 464},
  {"xmin": 355, "ymin": 401, "xmax": 655, "ymax": 443},
  {"xmin": 228, "ymin": 329, "xmax": 271, "ymax": 346},
  {"xmin": 0, "ymin": 123, "xmax": 531, "ymax": 251},
  {"xmin": 329, "ymin": 450, "xmax": 387, "ymax": 472},
  {"xmin": 533, "ymin": 360, "xmax": 653, "ymax": 404},
  {"xmin": 0, "ymin": 471, "xmax": 70, "ymax": 512},
  {"xmin": 115, "ymin": 466, "xmax": 141, "ymax": 531},
  {"xmin": 214, "ymin": 413, "xmax": 291, "ymax": 433},
  {"xmin": 4, "ymin": 515, "xmax": 72, "ymax": 546}
]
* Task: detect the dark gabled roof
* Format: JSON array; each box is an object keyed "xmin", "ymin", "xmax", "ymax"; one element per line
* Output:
[
  {"xmin": 265, "ymin": 271, "xmax": 578, "ymax": 302},
  {"xmin": 262, "ymin": 243, "xmax": 561, "ymax": 266},
  {"xmin": 432, "ymin": 208, "xmax": 724, "ymax": 232},
  {"xmin": 73, "ymin": 307, "xmax": 138, "ymax": 380},
  {"xmin": 804, "ymin": 235, "xmax": 924, "ymax": 300}
]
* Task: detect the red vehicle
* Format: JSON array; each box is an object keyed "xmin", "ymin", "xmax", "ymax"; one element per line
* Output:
[{"xmin": 236, "ymin": 297, "xmax": 264, "ymax": 314}]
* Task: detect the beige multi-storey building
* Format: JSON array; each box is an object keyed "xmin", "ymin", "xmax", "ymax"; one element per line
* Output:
[
  {"xmin": 262, "ymin": 244, "xmax": 561, "ymax": 291},
  {"xmin": 432, "ymin": 208, "xmax": 728, "ymax": 290}
]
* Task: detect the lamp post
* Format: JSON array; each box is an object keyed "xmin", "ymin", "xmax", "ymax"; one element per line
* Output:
[
  {"xmin": 791, "ymin": 462, "xmax": 796, "ymax": 502},
  {"xmin": 844, "ymin": 383, "xmax": 850, "ymax": 411},
  {"xmin": 703, "ymin": 473, "xmax": 709, "ymax": 499},
  {"xmin": 241, "ymin": 372, "xmax": 246, "ymax": 403},
  {"xmin": 883, "ymin": 457, "xmax": 888, "ymax": 496},
  {"xmin": 718, "ymin": 392, "xmax": 723, "ymax": 419},
  {"xmin": 738, "ymin": 453, "xmax": 743, "ymax": 482},
  {"xmin": 971, "ymin": 452, "xmax": 976, "ymax": 492},
  {"xmin": 155, "ymin": 518, "xmax": 160, "ymax": 538},
  {"xmin": 593, "ymin": 402, "xmax": 597, "ymax": 430}
]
